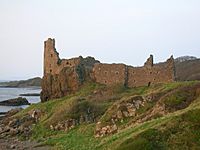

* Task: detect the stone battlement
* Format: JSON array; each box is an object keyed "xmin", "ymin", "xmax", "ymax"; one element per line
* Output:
[{"xmin": 41, "ymin": 38, "xmax": 175, "ymax": 102}]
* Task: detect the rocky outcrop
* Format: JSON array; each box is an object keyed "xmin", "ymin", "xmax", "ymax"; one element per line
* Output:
[
  {"xmin": 41, "ymin": 56, "xmax": 99, "ymax": 102},
  {"xmin": 50, "ymin": 119, "xmax": 76, "ymax": 132},
  {"xmin": 0, "ymin": 97, "xmax": 30, "ymax": 106},
  {"xmin": 5, "ymin": 108, "xmax": 23, "ymax": 117},
  {"xmin": 94, "ymin": 83, "xmax": 200, "ymax": 138},
  {"xmin": 19, "ymin": 93, "xmax": 40, "ymax": 96},
  {"xmin": 94, "ymin": 93, "xmax": 162, "ymax": 137},
  {"xmin": 95, "ymin": 121, "xmax": 118, "ymax": 138},
  {"xmin": 41, "ymin": 65, "xmax": 85, "ymax": 102},
  {"xmin": 50, "ymin": 114, "xmax": 96, "ymax": 132},
  {"xmin": 0, "ymin": 109, "xmax": 43, "ymax": 139},
  {"xmin": 50, "ymin": 110, "xmax": 96, "ymax": 132}
]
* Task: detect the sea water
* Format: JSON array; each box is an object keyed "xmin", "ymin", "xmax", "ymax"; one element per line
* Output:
[{"xmin": 0, "ymin": 87, "xmax": 41, "ymax": 113}]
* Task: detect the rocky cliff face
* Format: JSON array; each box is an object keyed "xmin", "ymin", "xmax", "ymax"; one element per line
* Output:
[
  {"xmin": 41, "ymin": 38, "xmax": 101, "ymax": 102},
  {"xmin": 41, "ymin": 58, "xmax": 99, "ymax": 102},
  {"xmin": 41, "ymin": 65, "xmax": 83, "ymax": 102}
]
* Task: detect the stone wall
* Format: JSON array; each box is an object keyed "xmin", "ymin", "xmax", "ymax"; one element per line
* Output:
[
  {"xmin": 127, "ymin": 56, "xmax": 175, "ymax": 87},
  {"xmin": 41, "ymin": 66, "xmax": 82, "ymax": 101},
  {"xmin": 44, "ymin": 38, "xmax": 82, "ymax": 75},
  {"xmin": 92, "ymin": 63, "xmax": 126, "ymax": 86},
  {"xmin": 93, "ymin": 55, "xmax": 175, "ymax": 88},
  {"xmin": 41, "ymin": 38, "xmax": 175, "ymax": 102}
]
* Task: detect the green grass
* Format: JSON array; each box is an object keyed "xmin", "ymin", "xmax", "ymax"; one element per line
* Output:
[
  {"xmin": 45, "ymin": 124, "xmax": 98, "ymax": 150},
  {"xmin": 115, "ymin": 128, "xmax": 167, "ymax": 150},
  {"xmin": 136, "ymin": 101, "xmax": 156, "ymax": 115},
  {"xmin": 113, "ymin": 97, "xmax": 200, "ymax": 150},
  {"xmin": 164, "ymin": 91, "xmax": 190, "ymax": 108},
  {"xmin": 14, "ymin": 81, "xmax": 200, "ymax": 150}
]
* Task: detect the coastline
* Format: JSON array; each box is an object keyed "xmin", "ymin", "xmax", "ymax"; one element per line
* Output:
[
  {"xmin": 0, "ymin": 86, "xmax": 41, "ymax": 89},
  {"xmin": 0, "ymin": 87, "xmax": 41, "ymax": 113}
]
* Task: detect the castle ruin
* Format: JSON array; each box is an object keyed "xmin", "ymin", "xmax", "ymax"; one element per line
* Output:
[{"xmin": 41, "ymin": 38, "xmax": 175, "ymax": 102}]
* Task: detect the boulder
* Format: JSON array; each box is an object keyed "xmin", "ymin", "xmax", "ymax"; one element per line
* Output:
[
  {"xmin": 0, "ymin": 97, "xmax": 30, "ymax": 106},
  {"xmin": 95, "ymin": 123, "xmax": 118, "ymax": 138},
  {"xmin": 28, "ymin": 109, "xmax": 42, "ymax": 122},
  {"xmin": 19, "ymin": 93, "xmax": 40, "ymax": 96}
]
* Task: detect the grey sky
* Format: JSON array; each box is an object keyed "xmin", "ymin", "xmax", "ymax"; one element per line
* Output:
[{"xmin": 0, "ymin": 0, "xmax": 200, "ymax": 80}]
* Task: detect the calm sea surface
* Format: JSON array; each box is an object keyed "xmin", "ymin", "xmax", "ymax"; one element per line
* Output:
[{"xmin": 0, "ymin": 87, "xmax": 41, "ymax": 112}]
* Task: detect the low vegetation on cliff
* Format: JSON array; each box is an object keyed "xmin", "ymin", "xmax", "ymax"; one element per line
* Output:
[
  {"xmin": 0, "ymin": 77, "xmax": 41, "ymax": 87},
  {"xmin": 2, "ymin": 81, "xmax": 200, "ymax": 150}
]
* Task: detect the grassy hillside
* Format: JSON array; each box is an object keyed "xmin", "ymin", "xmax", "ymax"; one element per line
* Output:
[
  {"xmin": 175, "ymin": 59, "xmax": 200, "ymax": 81},
  {"xmin": 14, "ymin": 81, "xmax": 200, "ymax": 150}
]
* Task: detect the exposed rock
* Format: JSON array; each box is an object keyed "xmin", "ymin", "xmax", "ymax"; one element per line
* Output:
[
  {"xmin": 19, "ymin": 93, "xmax": 40, "ymax": 96},
  {"xmin": 41, "ymin": 38, "xmax": 100, "ymax": 102},
  {"xmin": 126, "ymin": 104, "xmax": 136, "ymax": 117},
  {"xmin": 95, "ymin": 95, "xmax": 157, "ymax": 137},
  {"xmin": 28, "ymin": 109, "xmax": 42, "ymax": 122},
  {"xmin": 50, "ymin": 112, "xmax": 96, "ymax": 132},
  {"xmin": 41, "ymin": 66, "xmax": 83, "ymax": 102},
  {"xmin": 51, "ymin": 119, "xmax": 77, "ymax": 132},
  {"xmin": 6, "ymin": 108, "xmax": 23, "ymax": 117},
  {"xmin": 0, "ymin": 97, "xmax": 30, "ymax": 106},
  {"xmin": 9, "ymin": 128, "xmax": 19, "ymax": 136},
  {"xmin": 0, "ymin": 109, "xmax": 39, "ymax": 139},
  {"xmin": 10, "ymin": 144, "xmax": 16, "ymax": 149},
  {"xmin": 95, "ymin": 123, "xmax": 118, "ymax": 138}
]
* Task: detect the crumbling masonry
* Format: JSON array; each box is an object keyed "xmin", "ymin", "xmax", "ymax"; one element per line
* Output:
[{"xmin": 41, "ymin": 38, "xmax": 175, "ymax": 102}]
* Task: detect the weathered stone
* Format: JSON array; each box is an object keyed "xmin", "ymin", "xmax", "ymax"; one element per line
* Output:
[
  {"xmin": 41, "ymin": 38, "xmax": 175, "ymax": 102},
  {"xmin": 95, "ymin": 123, "xmax": 118, "ymax": 138},
  {"xmin": 41, "ymin": 38, "xmax": 99, "ymax": 102},
  {"xmin": 127, "ymin": 105, "xmax": 136, "ymax": 117},
  {"xmin": 50, "ymin": 125, "xmax": 54, "ymax": 130},
  {"xmin": 134, "ymin": 100, "xmax": 142, "ymax": 109},
  {"xmin": 122, "ymin": 111, "xmax": 129, "ymax": 117},
  {"xmin": 6, "ymin": 108, "xmax": 23, "ymax": 118},
  {"xmin": 0, "ymin": 97, "xmax": 30, "ymax": 106},
  {"xmin": 9, "ymin": 128, "xmax": 19, "ymax": 136},
  {"xmin": 8, "ymin": 119, "xmax": 19, "ymax": 128},
  {"xmin": 79, "ymin": 115, "xmax": 85, "ymax": 124},
  {"xmin": 29, "ymin": 109, "xmax": 42, "ymax": 122},
  {"xmin": 117, "ymin": 110, "xmax": 123, "ymax": 119},
  {"xmin": 10, "ymin": 144, "xmax": 16, "ymax": 149}
]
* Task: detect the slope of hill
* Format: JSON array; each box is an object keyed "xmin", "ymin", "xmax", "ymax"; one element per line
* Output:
[
  {"xmin": 175, "ymin": 57, "xmax": 200, "ymax": 81},
  {"xmin": 175, "ymin": 56, "xmax": 197, "ymax": 63},
  {"xmin": 0, "ymin": 77, "xmax": 42, "ymax": 87},
  {"xmin": 1, "ymin": 81, "xmax": 200, "ymax": 150}
]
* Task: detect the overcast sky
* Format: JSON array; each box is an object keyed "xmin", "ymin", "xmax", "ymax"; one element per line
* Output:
[{"xmin": 0, "ymin": 0, "xmax": 200, "ymax": 80}]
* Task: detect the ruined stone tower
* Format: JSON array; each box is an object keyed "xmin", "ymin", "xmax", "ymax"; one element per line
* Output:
[
  {"xmin": 41, "ymin": 38, "xmax": 175, "ymax": 102},
  {"xmin": 44, "ymin": 38, "xmax": 59, "ymax": 75},
  {"xmin": 41, "ymin": 38, "xmax": 99, "ymax": 102}
]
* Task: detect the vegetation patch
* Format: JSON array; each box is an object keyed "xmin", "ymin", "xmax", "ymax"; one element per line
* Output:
[
  {"xmin": 9, "ymin": 81, "xmax": 200, "ymax": 150},
  {"xmin": 115, "ymin": 108, "xmax": 200, "ymax": 150},
  {"xmin": 116, "ymin": 129, "xmax": 166, "ymax": 150},
  {"xmin": 163, "ymin": 83, "xmax": 199, "ymax": 111}
]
